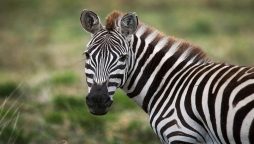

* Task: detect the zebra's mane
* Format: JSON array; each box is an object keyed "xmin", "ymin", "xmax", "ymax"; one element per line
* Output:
[
  {"xmin": 105, "ymin": 11, "xmax": 209, "ymax": 63},
  {"xmin": 106, "ymin": 10, "xmax": 122, "ymax": 30}
]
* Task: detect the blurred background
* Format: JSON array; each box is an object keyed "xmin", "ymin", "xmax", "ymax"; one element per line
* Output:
[{"xmin": 0, "ymin": 0, "xmax": 254, "ymax": 143}]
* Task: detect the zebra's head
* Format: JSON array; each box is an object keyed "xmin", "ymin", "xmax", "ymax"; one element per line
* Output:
[{"xmin": 80, "ymin": 10, "xmax": 138, "ymax": 115}]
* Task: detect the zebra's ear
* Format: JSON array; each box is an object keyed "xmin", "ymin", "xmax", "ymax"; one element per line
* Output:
[
  {"xmin": 80, "ymin": 9, "xmax": 102, "ymax": 34},
  {"xmin": 120, "ymin": 12, "xmax": 138, "ymax": 37}
]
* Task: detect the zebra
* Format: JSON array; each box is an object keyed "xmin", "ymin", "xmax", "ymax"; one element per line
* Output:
[{"xmin": 80, "ymin": 10, "xmax": 254, "ymax": 144}]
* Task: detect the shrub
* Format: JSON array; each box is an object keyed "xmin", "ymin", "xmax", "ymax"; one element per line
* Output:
[
  {"xmin": 0, "ymin": 82, "xmax": 19, "ymax": 98},
  {"xmin": 50, "ymin": 71, "xmax": 78, "ymax": 85},
  {"xmin": 190, "ymin": 19, "xmax": 213, "ymax": 35},
  {"xmin": 45, "ymin": 111, "xmax": 64, "ymax": 124}
]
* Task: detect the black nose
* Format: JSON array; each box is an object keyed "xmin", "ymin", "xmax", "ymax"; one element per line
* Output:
[
  {"xmin": 86, "ymin": 82, "xmax": 113, "ymax": 115},
  {"xmin": 86, "ymin": 94, "xmax": 112, "ymax": 107},
  {"xmin": 86, "ymin": 95, "xmax": 113, "ymax": 115},
  {"xmin": 86, "ymin": 81, "xmax": 108, "ymax": 105}
]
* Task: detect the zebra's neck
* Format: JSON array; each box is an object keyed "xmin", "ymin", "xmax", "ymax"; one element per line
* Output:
[{"xmin": 122, "ymin": 24, "xmax": 209, "ymax": 112}]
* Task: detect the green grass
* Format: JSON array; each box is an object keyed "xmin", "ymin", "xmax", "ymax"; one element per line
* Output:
[
  {"xmin": 189, "ymin": 19, "xmax": 213, "ymax": 35},
  {"xmin": 50, "ymin": 71, "xmax": 79, "ymax": 85},
  {"xmin": 45, "ymin": 111, "xmax": 64, "ymax": 124},
  {"xmin": 52, "ymin": 94, "xmax": 106, "ymax": 133},
  {"xmin": 0, "ymin": 127, "xmax": 30, "ymax": 144},
  {"xmin": 112, "ymin": 90, "xmax": 138, "ymax": 111}
]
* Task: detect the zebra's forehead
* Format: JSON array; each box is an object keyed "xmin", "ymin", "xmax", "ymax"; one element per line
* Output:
[{"xmin": 86, "ymin": 29, "xmax": 128, "ymax": 54}]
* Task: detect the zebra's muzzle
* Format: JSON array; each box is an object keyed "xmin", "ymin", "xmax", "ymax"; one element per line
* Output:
[
  {"xmin": 86, "ymin": 82, "xmax": 113, "ymax": 115},
  {"xmin": 86, "ymin": 96, "xmax": 113, "ymax": 115}
]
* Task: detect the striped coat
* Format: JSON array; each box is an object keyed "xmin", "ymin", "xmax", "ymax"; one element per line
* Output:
[{"xmin": 81, "ymin": 10, "xmax": 254, "ymax": 144}]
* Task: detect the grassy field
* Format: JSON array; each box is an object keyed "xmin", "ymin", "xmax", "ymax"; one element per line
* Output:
[{"xmin": 0, "ymin": 0, "xmax": 254, "ymax": 143}]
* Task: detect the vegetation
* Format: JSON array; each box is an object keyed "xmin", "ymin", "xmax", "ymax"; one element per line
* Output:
[{"xmin": 0, "ymin": 0, "xmax": 254, "ymax": 143}]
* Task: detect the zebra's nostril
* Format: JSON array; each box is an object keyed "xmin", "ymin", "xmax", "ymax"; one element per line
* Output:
[
  {"xmin": 86, "ymin": 96, "xmax": 93, "ymax": 107},
  {"xmin": 86, "ymin": 96, "xmax": 90, "ymax": 101},
  {"xmin": 86, "ymin": 95, "xmax": 112, "ymax": 107}
]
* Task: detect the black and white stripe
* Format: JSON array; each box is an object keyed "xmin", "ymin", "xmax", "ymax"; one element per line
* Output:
[{"xmin": 83, "ymin": 11, "xmax": 254, "ymax": 144}]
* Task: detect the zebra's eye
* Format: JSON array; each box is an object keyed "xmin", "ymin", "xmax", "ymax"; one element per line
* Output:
[
  {"xmin": 119, "ymin": 54, "xmax": 128, "ymax": 62},
  {"xmin": 84, "ymin": 52, "xmax": 90, "ymax": 59}
]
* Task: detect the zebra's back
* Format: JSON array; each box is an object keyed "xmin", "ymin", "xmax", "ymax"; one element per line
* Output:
[{"xmin": 148, "ymin": 62, "xmax": 254, "ymax": 143}]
